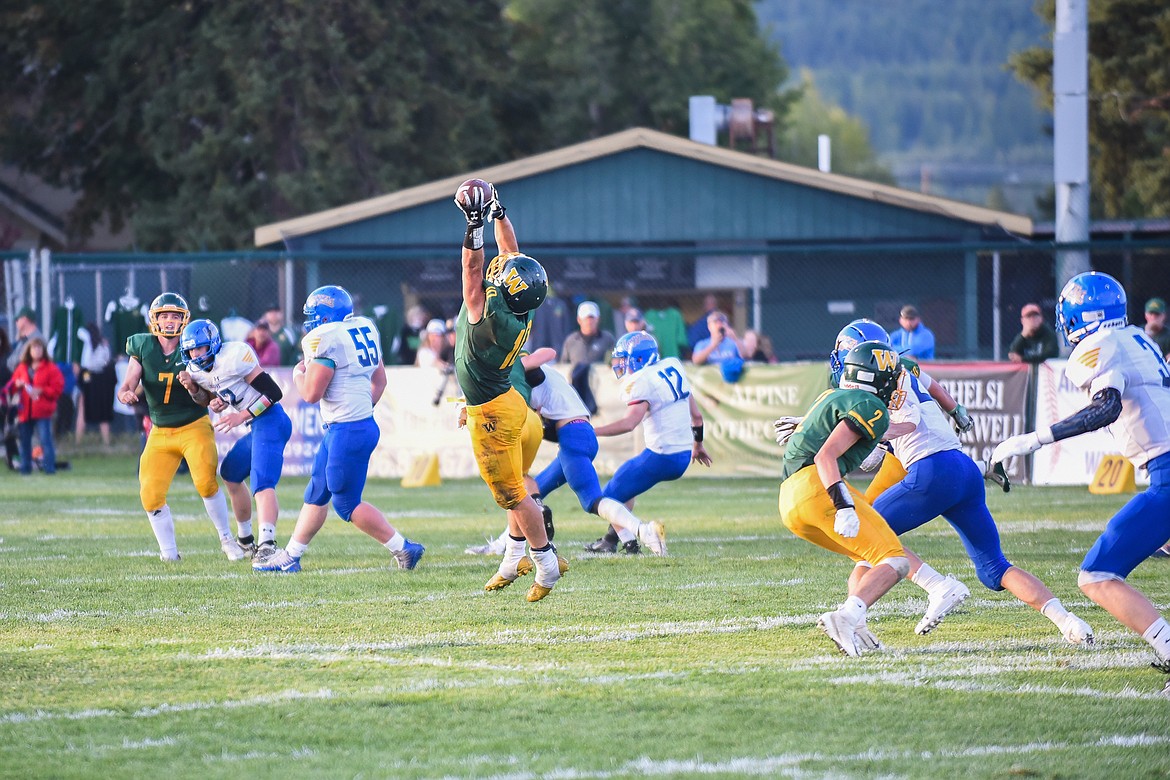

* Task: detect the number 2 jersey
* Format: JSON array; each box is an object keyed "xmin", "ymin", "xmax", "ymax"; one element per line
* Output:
[
  {"xmin": 184, "ymin": 341, "xmax": 265, "ymax": 414},
  {"xmin": 781, "ymin": 388, "xmax": 889, "ymax": 481},
  {"xmin": 125, "ymin": 332, "xmax": 206, "ymax": 428},
  {"xmin": 301, "ymin": 316, "xmax": 381, "ymax": 425},
  {"xmin": 1065, "ymin": 324, "xmax": 1170, "ymax": 468},
  {"xmin": 616, "ymin": 357, "xmax": 693, "ymax": 455}
]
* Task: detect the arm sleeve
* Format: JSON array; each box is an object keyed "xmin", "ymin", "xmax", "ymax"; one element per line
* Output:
[
  {"xmin": 249, "ymin": 371, "xmax": 283, "ymax": 403},
  {"xmin": 1049, "ymin": 387, "xmax": 1122, "ymax": 442}
]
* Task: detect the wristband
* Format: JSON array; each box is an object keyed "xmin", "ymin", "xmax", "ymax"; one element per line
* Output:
[
  {"xmin": 464, "ymin": 224, "xmax": 484, "ymax": 250},
  {"xmin": 691, "ymin": 425, "xmax": 704, "ymax": 443},
  {"xmin": 247, "ymin": 396, "xmax": 273, "ymax": 418},
  {"xmin": 826, "ymin": 480, "xmax": 854, "ymax": 511}
]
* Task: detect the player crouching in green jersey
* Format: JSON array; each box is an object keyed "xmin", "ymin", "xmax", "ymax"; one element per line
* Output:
[{"xmin": 778, "ymin": 341, "xmax": 909, "ymax": 657}]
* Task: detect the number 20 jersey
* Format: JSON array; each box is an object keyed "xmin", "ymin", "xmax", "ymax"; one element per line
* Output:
[
  {"xmin": 618, "ymin": 357, "xmax": 692, "ymax": 454},
  {"xmin": 185, "ymin": 341, "xmax": 265, "ymax": 413},
  {"xmin": 301, "ymin": 316, "xmax": 381, "ymax": 425},
  {"xmin": 1065, "ymin": 324, "xmax": 1170, "ymax": 467}
]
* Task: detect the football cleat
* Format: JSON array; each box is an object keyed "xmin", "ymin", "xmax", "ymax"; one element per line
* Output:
[
  {"xmin": 220, "ymin": 535, "xmax": 250, "ymax": 562},
  {"xmin": 1151, "ymin": 658, "xmax": 1170, "ymax": 675},
  {"xmin": 465, "ymin": 534, "xmax": 506, "ymax": 556},
  {"xmin": 584, "ymin": 529, "xmax": 619, "ymax": 554},
  {"xmin": 159, "ymin": 552, "xmax": 182, "ymax": 562},
  {"xmin": 621, "ymin": 539, "xmax": 642, "ymax": 555},
  {"xmin": 526, "ymin": 554, "xmax": 570, "ymax": 603},
  {"xmin": 1060, "ymin": 613, "xmax": 1095, "ymax": 646},
  {"xmin": 1149, "ymin": 544, "xmax": 1170, "ymax": 559},
  {"xmin": 855, "ymin": 621, "xmax": 884, "ymax": 653},
  {"xmin": 818, "ymin": 609, "xmax": 862, "ymax": 658},
  {"xmin": 250, "ymin": 541, "xmax": 280, "ymax": 568},
  {"xmin": 253, "ymin": 549, "xmax": 302, "ymax": 573},
  {"xmin": 915, "ymin": 576, "xmax": 971, "ymax": 635},
  {"xmin": 484, "ymin": 556, "xmax": 534, "ymax": 591},
  {"xmin": 637, "ymin": 521, "xmax": 667, "ymax": 556},
  {"xmin": 393, "ymin": 539, "xmax": 425, "ymax": 570}
]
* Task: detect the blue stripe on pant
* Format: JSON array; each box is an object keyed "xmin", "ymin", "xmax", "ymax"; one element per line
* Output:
[
  {"xmin": 601, "ymin": 448, "xmax": 691, "ymax": 505},
  {"xmin": 219, "ymin": 403, "xmax": 293, "ymax": 492},
  {"xmin": 871, "ymin": 448, "xmax": 1012, "ymax": 591},
  {"xmin": 303, "ymin": 416, "xmax": 379, "ymax": 521},
  {"xmin": 534, "ymin": 420, "xmax": 603, "ymax": 513},
  {"xmin": 1082, "ymin": 451, "xmax": 1170, "ymax": 578}
]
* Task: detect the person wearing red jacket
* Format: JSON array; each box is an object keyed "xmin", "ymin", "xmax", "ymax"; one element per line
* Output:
[{"xmin": 5, "ymin": 337, "xmax": 64, "ymax": 474}]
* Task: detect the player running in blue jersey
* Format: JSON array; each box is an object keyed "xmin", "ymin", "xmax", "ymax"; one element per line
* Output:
[
  {"xmin": 589, "ymin": 331, "xmax": 712, "ymax": 554},
  {"xmin": 255, "ymin": 286, "xmax": 424, "ymax": 573},
  {"xmin": 178, "ymin": 319, "xmax": 293, "ymax": 568},
  {"xmin": 992, "ymin": 272, "xmax": 1170, "ymax": 688}
]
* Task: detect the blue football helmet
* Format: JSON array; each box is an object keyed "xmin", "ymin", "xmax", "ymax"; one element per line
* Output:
[
  {"xmin": 612, "ymin": 330, "xmax": 660, "ymax": 378},
  {"xmin": 1056, "ymin": 271, "xmax": 1128, "ymax": 346},
  {"xmin": 180, "ymin": 319, "xmax": 222, "ymax": 371},
  {"xmin": 830, "ymin": 319, "xmax": 891, "ymax": 385},
  {"xmin": 303, "ymin": 285, "xmax": 354, "ymax": 333}
]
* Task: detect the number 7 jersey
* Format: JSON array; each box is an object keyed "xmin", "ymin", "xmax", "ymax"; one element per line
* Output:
[
  {"xmin": 301, "ymin": 316, "xmax": 382, "ymax": 424},
  {"xmin": 618, "ymin": 356, "xmax": 693, "ymax": 454}
]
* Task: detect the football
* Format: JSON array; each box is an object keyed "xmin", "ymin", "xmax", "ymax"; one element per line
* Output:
[{"xmin": 455, "ymin": 178, "xmax": 492, "ymax": 212}]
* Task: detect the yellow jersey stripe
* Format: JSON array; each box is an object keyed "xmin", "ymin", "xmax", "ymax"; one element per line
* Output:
[{"xmin": 847, "ymin": 409, "xmax": 876, "ymax": 438}]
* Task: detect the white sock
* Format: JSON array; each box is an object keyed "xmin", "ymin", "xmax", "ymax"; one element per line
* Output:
[
  {"xmin": 530, "ymin": 545, "xmax": 562, "ymax": 588},
  {"xmin": 597, "ymin": 497, "xmax": 641, "ymax": 533},
  {"xmin": 259, "ymin": 523, "xmax": 276, "ymax": 545},
  {"xmin": 148, "ymin": 506, "xmax": 178, "ymax": 558},
  {"xmin": 383, "ymin": 532, "xmax": 405, "ymax": 552},
  {"xmin": 1040, "ymin": 597, "xmax": 1070, "ymax": 627},
  {"xmin": 911, "ymin": 562, "xmax": 947, "ymax": 593},
  {"xmin": 615, "ymin": 527, "xmax": 636, "ymax": 543},
  {"xmin": 840, "ymin": 595, "xmax": 867, "ymax": 623},
  {"xmin": 287, "ymin": 540, "xmax": 309, "ymax": 559},
  {"xmin": 236, "ymin": 519, "xmax": 253, "ymax": 540},
  {"xmin": 1142, "ymin": 617, "xmax": 1170, "ymax": 662},
  {"xmin": 501, "ymin": 535, "xmax": 527, "ymax": 570},
  {"xmin": 202, "ymin": 491, "xmax": 232, "ymax": 538}
]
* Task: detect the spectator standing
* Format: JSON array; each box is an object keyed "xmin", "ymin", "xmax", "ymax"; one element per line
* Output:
[
  {"xmin": 394, "ymin": 304, "xmax": 429, "ymax": 366},
  {"xmin": 6, "ymin": 337, "xmax": 64, "ymax": 474},
  {"xmin": 686, "ymin": 293, "xmax": 720, "ymax": 350},
  {"xmin": 415, "ymin": 319, "xmax": 452, "ymax": 370},
  {"xmin": 261, "ymin": 305, "xmax": 300, "ymax": 365},
  {"xmin": 1008, "ymin": 303, "xmax": 1060, "ymax": 364},
  {"xmin": 1144, "ymin": 297, "xmax": 1170, "ymax": 359},
  {"xmin": 623, "ymin": 307, "xmax": 649, "ymax": 334},
  {"xmin": 246, "ymin": 322, "xmax": 281, "ymax": 367},
  {"xmin": 890, "ymin": 304, "xmax": 936, "ymax": 360},
  {"xmin": 0, "ymin": 327, "xmax": 16, "ymax": 469},
  {"xmin": 7, "ymin": 308, "xmax": 42, "ymax": 373},
  {"xmin": 742, "ymin": 329, "xmax": 778, "ymax": 363},
  {"xmin": 561, "ymin": 301, "xmax": 615, "ymax": 416},
  {"xmin": 691, "ymin": 311, "xmax": 744, "ymax": 366},
  {"xmin": 75, "ymin": 322, "xmax": 116, "ymax": 446}
]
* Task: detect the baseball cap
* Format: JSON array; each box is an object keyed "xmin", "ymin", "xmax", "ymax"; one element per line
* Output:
[
  {"xmin": 1146, "ymin": 297, "xmax": 1166, "ymax": 314},
  {"xmin": 1020, "ymin": 303, "xmax": 1043, "ymax": 317},
  {"xmin": 624, "ymin": 307, "xmax": 645, "ymax": 322},
  {"xmin": 16, "ymin": 307, "xmax": 35, "ymax": 322},
  {"xmin": 425, "ymin": 318, "xmax": 446, "ymax": 334},
  {"xmin": 577, "ymin": 301, "xmax": 600, "ymax": 319},
  {"xmin": 900, "ymin": 305, "xmax": 919, "ymax": 319}
]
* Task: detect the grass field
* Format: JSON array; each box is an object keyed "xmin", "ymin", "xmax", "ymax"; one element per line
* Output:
[{"xmin": 1, "ymin": 452, "xmax": 1168, "ymax": 779}]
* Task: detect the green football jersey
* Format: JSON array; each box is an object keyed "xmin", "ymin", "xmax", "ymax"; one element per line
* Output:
[
  {"xmin": 455, "ymin": 285, "xmax": 533, "ymax": 407},
  {"xmin": 781, "ymin": 388, "xmax": 889, "ymax": 481},
  {"xmin": 510, "ymin": 351, "xmax": 533, "ymax": 405},
  {"xmin": 125, "ymin": 333, "xmax": 207, "ymax": 428}
]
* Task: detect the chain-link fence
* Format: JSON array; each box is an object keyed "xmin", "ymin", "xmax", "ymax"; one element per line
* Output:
[{"xmin": 3, "ymin": 238, "xmax": 1169, "ymax": 366}]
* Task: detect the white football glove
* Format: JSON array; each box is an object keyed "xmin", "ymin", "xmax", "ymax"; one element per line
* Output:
[
  {"xmin": 773, "ymin": 416, "xmax": 803, "ymax": 446},
  {"xmin": 834, "ymin": 507, "xmax": 860, "ymax": 538},
  {"xmin": 859, "ymin": 446, "xmax": 887, "ymax": 472},
  {"xmin": 990, "ymin": 431, "xmax": 1043, "ymax": 468}
]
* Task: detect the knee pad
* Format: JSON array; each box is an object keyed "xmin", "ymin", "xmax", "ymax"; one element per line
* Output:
[
  {"xmin": 880, "ymin": 556, "xmax": 910, "ymax": 578},
  {"xmin": 975, "ymin": 558, "xmax": 1012, "ymax": 592},
  {"xmin": 1078, "ymin": 569, "xmax": 1124, "ymax": 587},
  {"xmin": 331, "ymin": 493, "xmax": 358, "ymax": 522}
]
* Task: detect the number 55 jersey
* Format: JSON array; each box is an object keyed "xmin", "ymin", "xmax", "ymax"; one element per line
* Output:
[
  {"xmin": 1065, "ymin": 324, "xmax": 1170, "ymax": 467},
  {"xmin": 301, "ymin": 316, "xmax": 382, "ymax": 424},
  {"xmin": 617, "ymin": 356, "xmax": 693, "ymax": 455}
]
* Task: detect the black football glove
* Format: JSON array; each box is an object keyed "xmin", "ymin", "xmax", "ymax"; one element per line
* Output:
[
  {"xmin": 487, "ymin": 184, "xmax": 506, "ymax": 222},
  {"xmin": 983, "ymin": 459, "xmax": 1011, "ymax": 493},
  {"xmin": 454, "ymin": 182, "xmax": 490, "ymax": 228}
]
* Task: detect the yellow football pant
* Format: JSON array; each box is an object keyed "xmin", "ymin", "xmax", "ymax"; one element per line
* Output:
[
  {"xmin": 863, "ymin": 451, "xmax": 908, "ymax": 504},
  {"xmin": 522, "ymin": 407, "xmax": 542, "ymax": 475},
  {"xmin": 138, "ymin": 417, "xmax": 220, "ymax": 512},
  {"xmin": 467, "ymin": 387, "xmax": 531, "ymax": 509},
  {"xmin": 779, "ymin": 465, "xmax": 904, "ymax": 565}
]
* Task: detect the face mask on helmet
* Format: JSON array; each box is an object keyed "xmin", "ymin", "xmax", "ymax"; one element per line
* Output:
[
  {"xmin": 611, "ymin": 331, "xmax": 660, "ymax": 378},
  {"xmin": 303, "ymin": 285, "xmax": 354, "ymax": 333},
  {"xmin": 838, "ymin": 340, "xmax": 901, "ymax": 405},
  {"xmin": 180, "ymin": 319, "xmax": 222, "ymax": 371},
  {"xmin": 149, "ymin": 292, "xmax": 191, "ymax": 338},
  {"xmin": 492, "ymin": 253, "xmax": 547, "ymax": 314},
  {"xmin": 829, "ymin": 319, "xmax": 891, "ymax": 382},
  {"xmin": 1056, "ymin": 271, "xmax": 1128, "ymax": 346}
]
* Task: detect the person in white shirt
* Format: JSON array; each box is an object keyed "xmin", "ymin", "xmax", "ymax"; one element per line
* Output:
[{"xmin": 992, "ymin": 272, "xmax": 1170, "ymax": 690}]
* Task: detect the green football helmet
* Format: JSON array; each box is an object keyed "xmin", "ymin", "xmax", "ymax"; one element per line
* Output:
[
  {"xmin": 838, "ymin": 340, "xmax": 901, "ymax": 405},
  {"xmin": 149, "ymin": 292, "xmax": 191, "ymax": 338},
  {"xmin": 491, "ymin": 252, "xmax": 547, "ymax": 314}
]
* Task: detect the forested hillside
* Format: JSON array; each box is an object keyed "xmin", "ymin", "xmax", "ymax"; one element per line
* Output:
[{"xmin": 758, "ymin": 0, "xmax": 1052, "ymax": 215}]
